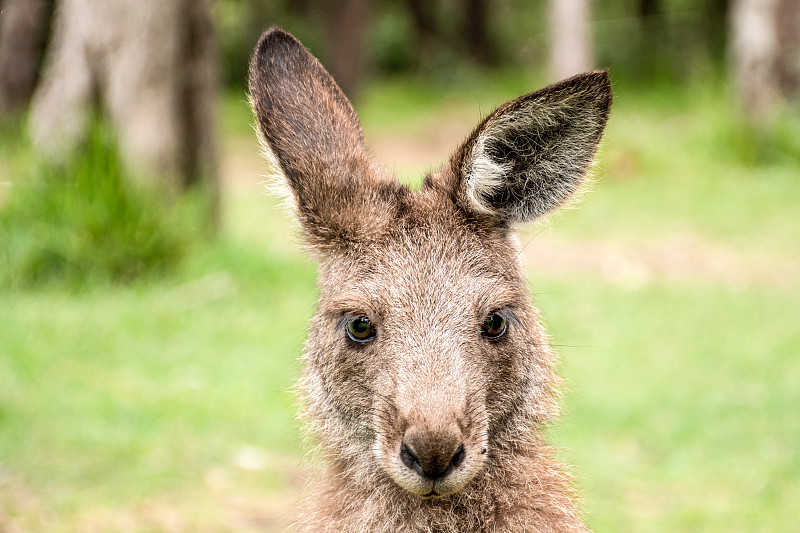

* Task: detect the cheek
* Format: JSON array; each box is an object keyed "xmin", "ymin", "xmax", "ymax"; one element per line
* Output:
[
  {"xmin": 304, "ymin": 326, "xmax": 379, "ymax": 431},
  {"xmin": 332, "ymin": 347, "xmax": 378, "ymax": 410},
  {"xmin": 479, "ymin": 341, "xmax": 530, "ymax": 417}
]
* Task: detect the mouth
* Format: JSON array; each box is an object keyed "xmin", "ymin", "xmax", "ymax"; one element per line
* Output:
[{"xmin": 420, "ymin": 489, "xmax": 440, "ymax": 499}]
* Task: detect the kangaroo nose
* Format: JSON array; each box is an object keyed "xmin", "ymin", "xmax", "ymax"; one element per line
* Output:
[{"xmin": 400, "ymin": 425, "xmax": 465, "ymax": 480}]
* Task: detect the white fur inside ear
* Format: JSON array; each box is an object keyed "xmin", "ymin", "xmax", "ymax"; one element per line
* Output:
[{"xmin": 464, "ymin": 130, "xmax": 511, "ymax": 216}]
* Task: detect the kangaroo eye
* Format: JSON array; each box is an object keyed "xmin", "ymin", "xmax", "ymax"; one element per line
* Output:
[
  {"xmin": 481, "ymin": 313, "xmax": 507, "ymax": 338},
  {"xmin": 346, "ymin": 316, "xmax": 376, "ymax": 342}
]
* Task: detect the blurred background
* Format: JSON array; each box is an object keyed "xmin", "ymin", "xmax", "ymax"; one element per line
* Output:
[{"xmin": 1, "ymin": 0, "xmax": 799, "ymax": 531}]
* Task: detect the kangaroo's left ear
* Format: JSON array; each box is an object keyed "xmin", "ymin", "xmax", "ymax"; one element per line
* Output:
[{"xmin": 438, "ymin": 71, "xmax": 612, "ymax": 225}]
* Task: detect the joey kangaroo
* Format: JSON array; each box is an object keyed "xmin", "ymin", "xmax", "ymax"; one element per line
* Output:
[{"xmin": 249, "ymin": 27, "xmax": 611, "ymax": 533}]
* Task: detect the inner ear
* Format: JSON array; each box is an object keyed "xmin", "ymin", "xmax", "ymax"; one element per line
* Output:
[
  {"xmin": 471, "ymin": 100, "xmax": 593, "ymax": 218},
  {"xmin": 450, "ymin": 71, "xmax": 612, "ymax": 225}
]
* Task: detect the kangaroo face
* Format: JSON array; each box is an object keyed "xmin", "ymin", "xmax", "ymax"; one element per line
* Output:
[
  {"xmin": 249, "ymin": 28, "xmax": 611, "ymax": 500},
  {"xmin": 306, "ymin": 201, "xmax": 548, "ymax": 497}
]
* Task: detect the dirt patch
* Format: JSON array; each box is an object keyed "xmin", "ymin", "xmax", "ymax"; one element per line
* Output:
[
  {"xmin": 366, "ymin": 111, "xmax": 475, "ymax": 181},
  {"xmin": 520, "ymin": 232, "xmax": 800, "ymax": 289},
  {"xmin": 0, "ymin": 455, "xmax": 305, "ymax": 533}
]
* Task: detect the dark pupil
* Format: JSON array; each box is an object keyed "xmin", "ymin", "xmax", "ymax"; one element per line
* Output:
[
  {"xmin": 349, "ymin": 317, "xmax": 375, "ymax": 340},
  {"xmin": 482, "ymin": 314, "xmax": 506, "ymax": 337}
]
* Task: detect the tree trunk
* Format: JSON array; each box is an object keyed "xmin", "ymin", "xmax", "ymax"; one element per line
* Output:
[
  {"xmin": 0, "ymin": 0, "xmax": 51, "ymax": 114},
  {"xmin": 29, "ymin": 0, "xmax": 218, "ymax": 200},
  {"xmin": 462, "ymin": 0, "xmax": 499, "ymax": 67},
  {"xmin": 704, "ymin": 0, "xmax": 729, "ymax": 62},
  {"xmin": 549, "ymin": 0, "xmax": 595, "ymax": 80},
  {"xmin": 729, "ymin": 0, "xmax": 781, "ymax": 125},
  {"xmin": 405, "ymin": 0, "xmax": 440, "ymax": 45},
  {"xmin": 775, "ymin": 0, "xmax": 800, "ymax": 100},
  {"xmin": 404, "ymin": 0, "xmax": 440, "ymax": 66},
  {"xmin": 320, "ymin": 0, "xmax": 369, "ymax": 100}
]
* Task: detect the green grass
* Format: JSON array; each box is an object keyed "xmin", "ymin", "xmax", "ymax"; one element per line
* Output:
[
  {"xmin": 2, "ymin": 76, "xmax": 799, "ymax": 531},
  {"xmin": 0, "ymin": 207, "xmax": 316, "ymax": 530},
  {"xmin": 0, "ymin": 122, "xmax": 197, "ymax": 289},
  {"xmin": 537, "ymin": 279, "xmax": 800, "ymax": 532}
]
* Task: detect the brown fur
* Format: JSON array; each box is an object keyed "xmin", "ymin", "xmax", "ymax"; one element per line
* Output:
[{"xmin": 249, "ymin": 27, "xmax": 611, "ymax": 533}]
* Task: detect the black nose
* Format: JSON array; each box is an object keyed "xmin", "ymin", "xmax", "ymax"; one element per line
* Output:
[{"xmin": 400, "ymin": 440, "xmax": 465, "ymax": 480}]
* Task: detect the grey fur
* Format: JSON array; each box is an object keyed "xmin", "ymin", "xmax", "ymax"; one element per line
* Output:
[{"xmin": 248, "ymin": 27, "xmax": 612, "ymax": 533}]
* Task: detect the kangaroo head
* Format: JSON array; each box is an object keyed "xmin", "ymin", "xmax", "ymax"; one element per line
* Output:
[{"xmin": 249, "ymin": 28, "xmax": 611, "ymax": 500}]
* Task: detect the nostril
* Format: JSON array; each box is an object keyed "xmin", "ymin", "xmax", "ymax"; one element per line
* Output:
[
  {"xmin": 400, "ymin": 442, "xmax": 425, "ymax": 477},
  {"xmin": 450, "ymin": 443, "xmax": 465, "ymax": 470}
]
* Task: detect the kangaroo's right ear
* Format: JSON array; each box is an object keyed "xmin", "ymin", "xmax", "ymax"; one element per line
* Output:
[{"xmin": 249, "ymin": 28, "xmax": 400, "ymax": 248}]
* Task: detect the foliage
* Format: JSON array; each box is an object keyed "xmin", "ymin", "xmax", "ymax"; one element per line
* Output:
[
  {"xmin": 214, "ymin": 0, "xmax": 321, "ymax": 89},
  {"xmin": 0, "ymin": 121, "xmax": 196, "ymax": 289},
  {"xmin": 214, "ymin": 0, "xmax": 735, "ymax": 91}
]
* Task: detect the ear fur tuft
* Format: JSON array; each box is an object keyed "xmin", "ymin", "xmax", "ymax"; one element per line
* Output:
[{"xmin": 454, "ymin": 70, "xmax": 612, "ymax": 224}]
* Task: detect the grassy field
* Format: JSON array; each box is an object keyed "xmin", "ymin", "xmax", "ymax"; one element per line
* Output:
[{"xmin": 1, "ymin": 74, "xmax": 799, "ymax": 532}]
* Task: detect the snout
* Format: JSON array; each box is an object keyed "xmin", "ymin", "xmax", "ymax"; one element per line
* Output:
[
  {"xmin": 400, "ymin": 425, "xmax": 466, "ymax": 482},
  {"xmin": 377, "ymin": 414, "xmax": 488, "ymax": 498}
]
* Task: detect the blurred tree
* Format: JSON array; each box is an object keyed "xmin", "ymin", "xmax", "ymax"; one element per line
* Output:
[
  {"xmin": 321, "ymin": 0, "xmax": 370, "ymax": 99},
  {"xmin": 404, "ymin": 0, "xmax": 446, "ymax": 69},
  {"xmin": 638, "ymin": 0, "xmax": 658, "ymax": 17},
  {"xmin": 403, "ymin": 0, "xmax": 499, "ymax": 70},
  {"xmin": 0, "ymin": 0, "xmax": 52, "ymax": 114},
  {"xmin": 462, "ymin": 0, "xmax": 499, "ymax": 67},
  {"xmin": 636, "ymin": 0, "xmax": 663, "ymax": 62},
  {"xmin": 705, "ymin": 0, "xmax": 730, "ymax": 65},
  {"xmin": 29, "ymin": 0, "xmax": 218, "ymax": 207},
  {"xmin": 549, "ymin": 0, "xmax": 595, "ymax": 79},
  {"xmin": 216, "ymin": 0, "xmax": 274, "ymax": 88},
  {"xmin": 729, "ymin": 0, "xmax": 799, "ymax": 125},
  {"xmin": 775, "ymin": 0, "xmax": 800, "ymax": 98}
]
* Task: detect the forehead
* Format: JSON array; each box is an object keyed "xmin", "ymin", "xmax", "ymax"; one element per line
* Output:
[{"xmin": 320, "ymin": 205, "xmax": 526, "ymax": 314}]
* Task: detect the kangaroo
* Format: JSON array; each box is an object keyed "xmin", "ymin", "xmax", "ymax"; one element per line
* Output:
[{"xmin": 249, "ymin": 27, "xmax": 611, "ymax": 533}]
